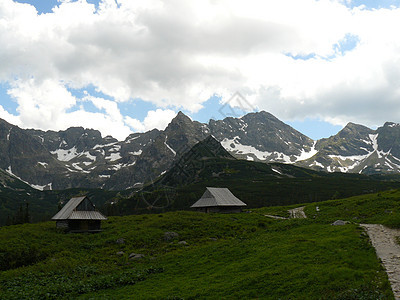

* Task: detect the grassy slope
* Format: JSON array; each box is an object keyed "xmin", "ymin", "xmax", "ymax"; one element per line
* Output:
[
  {"xmin": 0, "ymin": 207, "xmax": 394, "ymax": 299},
  {"xmin": 300, "ymin": 189, "xmax": 400, "ymax": 228}
]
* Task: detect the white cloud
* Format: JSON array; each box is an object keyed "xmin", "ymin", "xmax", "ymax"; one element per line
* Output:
[
  {"xmin": 1, "ymin": 0, "xmax": 400, "ymax": 136},
  {"xmin": 7, "ymin": 79, "xmax": 77, "ymax": 128},
  {"xmin": 6, "ymin": 78, "xmax": 132, "ymax": 140},
  {"xmin": 0, "ymin": 105, "xmax": 20, "ymax": 126},
  {"xmin": 125, "ymin": 109, "xmax": 176, "ymax": 132}
]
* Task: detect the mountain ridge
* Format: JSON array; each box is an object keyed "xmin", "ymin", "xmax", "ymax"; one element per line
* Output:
[{"xmin": 1, "ymin": 111, "xmax": 400, "ymax": 190}]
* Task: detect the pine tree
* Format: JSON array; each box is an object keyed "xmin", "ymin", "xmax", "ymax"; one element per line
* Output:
[
  {"xmin": 14, "ymin": 204, "xmax": 24, "ymax": 224},
  {"xmin": 6, "ymin": 214, "xmax": 11, "ymax": 226},
  {"xmin": 24, "ymin": 203, "xmax": 30, "ymax": 223}
]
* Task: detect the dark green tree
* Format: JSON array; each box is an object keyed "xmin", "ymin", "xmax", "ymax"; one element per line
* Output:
[{"xmin": 24, "ymin": 203, "xmax": 30, "ymax": 223}]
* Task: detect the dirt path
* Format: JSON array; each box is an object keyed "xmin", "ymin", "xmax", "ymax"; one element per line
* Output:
[
  {"xmin": 265, "ymin": 207, "xmax": 307, "ymax": 220},
  {"xmin": 264, "ymin": 214, "xmax": 288, "ymax": 220},
  {"xmin": 361, "ymin": 224, "xmax": 400, "ymax": 299},
  {"xmin": 288, "ymin": 206, "xmax": 307, "ymax": 219}
]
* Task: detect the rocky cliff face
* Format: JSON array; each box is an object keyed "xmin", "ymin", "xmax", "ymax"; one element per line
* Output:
[{"xmin": 2, "ymin": 111, "xmax": 400, "ymax": 190}]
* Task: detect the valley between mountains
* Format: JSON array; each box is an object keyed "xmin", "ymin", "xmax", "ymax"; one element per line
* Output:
[{"xmin": 1, "ymin": 110, "xmax": 400, "ymax": 192}]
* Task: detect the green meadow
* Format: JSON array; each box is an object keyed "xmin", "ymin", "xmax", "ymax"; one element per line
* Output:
[{"xmin": 3, "ymin": 189, "xmax": 400, "ymax": 299}]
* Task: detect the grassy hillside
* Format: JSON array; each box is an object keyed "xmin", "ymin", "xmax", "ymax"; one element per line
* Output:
[
  {"xmin": 257, "ymin": 189, "xmax": 400, "ymax": 230},
  {"xmin": 301, "ymin": 189, "xmax": 400, "ymax": 228},
  {"xmin": 0, "ymin": 206, "xmax": 394, "ymax": 299}
]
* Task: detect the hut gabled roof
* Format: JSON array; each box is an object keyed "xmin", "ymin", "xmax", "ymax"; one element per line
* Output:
[
  {"xmin": 191, "ymin": 187, "xmax": 247, "ymax": 208},
  {"xmin": 52, "ymin": 196, "xmax": 107, "ymax": 220}
]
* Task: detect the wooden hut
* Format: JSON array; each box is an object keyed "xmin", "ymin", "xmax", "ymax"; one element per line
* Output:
[
  {"xmin": 191, "ymin": 187, "xmax": 247, "ymax": 213},
  {"xmin": 52, "ymin": 196, "xmax": 107, "ymax": 232}
]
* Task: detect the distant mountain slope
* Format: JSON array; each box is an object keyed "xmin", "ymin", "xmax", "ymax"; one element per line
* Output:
[
  {"xmin": 0, "ymin": 167, "xmax": 33, "ymax": 190},
  {"xmin": 2, "ymin": 111, "xmax": 400, "ymax": 190},
  {"xmin": 210, "ymin": 111, "xmax": 316, "ymax": 163},
  {"xmin": 298, "ymin": 122, "xmax": 400, "ymax": 174},
  {"xmin": 0, "ymin": 118, "xmax": 70, "ymax": 190},
  {"xmin": 154, "ymin": 135, "xmax": 235, "ymax": 187},
  {"xmin": 102, "ymin": 112, "xmax": 210, "ymax": 190}
]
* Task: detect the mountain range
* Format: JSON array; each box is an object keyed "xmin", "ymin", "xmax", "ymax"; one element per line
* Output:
[{"xmin": 1, "ymin": 111, "xmax": 400, "ymax": 191}]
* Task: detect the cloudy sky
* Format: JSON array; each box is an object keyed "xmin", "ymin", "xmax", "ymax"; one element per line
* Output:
[{"xmin": 1, "ymin": 0, "xmax": 400, "ymax": 140}]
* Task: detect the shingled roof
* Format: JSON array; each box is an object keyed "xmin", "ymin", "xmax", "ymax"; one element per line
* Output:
[
  {"xmin": 191, "ymin": 187, "xmax": 247, "ymax": 208},
  {"xmin": 52, "ymin": 196, "xmax": 107, "ymax": 220}
]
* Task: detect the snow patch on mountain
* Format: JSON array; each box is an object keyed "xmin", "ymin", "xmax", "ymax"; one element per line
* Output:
[
  {"xmin": 309, "ymin": 161, "xmax": 324, "ymax": 168},
  {"xmin": 94, "ymin": 142, "xmax": 118, "ymax": 149},
  {"xmin": 81, "ymin": 151, "xmax": 96, "ymax": 162},
  {"xmin": 271, "ymin": 167, "xmax": 282, "ymax": 175},
  {"xmin": 326, "ymin": 153, "xmax": 370, "ymax": 172},
  {"xmin": 221, "ymin": 137, "xmax": 272, "ymax": 160},
  {"xmin": 238, "ymin": 120, "xmax": 248, "ymax": 132},
  {"xmin": 385, "ymin": 161, "xmax": 394, "ymax": 169},
  {"xmin": 71, "ymin": 163, "xmax": 90, "ymax": 173},
  {"xmin": 369, "ymin": 134, "xmax": 378, "ymax": 152},
  {"xmin": 328, "ymin": 154, "xmax": 370, "ymax": 161},
  {"xmin": 129, "ymin": 150, "xmax": 142, "ymax": 156},
  {"xmin": 295, "ymin": 142, "xmax": 318, "ymax": 161},
  {"xmin": 6, "ymin": 128, "xmax": 11, "ymax": 141},
  {"xmin": 222, "ymin": 136, "xmax": 314, "ymax": 163},
  {"xmin": 105, "ymin": 152, "xmax": 122, "ymax": 161},
  {"xmin": 126, "ymin": 136, "xmax": 139, "ymax": 143},
  {"xmin": 37, "ymin": 162, "xmax": 48, "ymax": 168},
  {"xmin": 164, "ymin": 135, "xmax": 176, "ymax": 156},
  {"xmin": 31, "ymin": 183, "xmax": 52, "ymax": 191},
  {"xmin": 65, "ymin": 166, "xmax": 79, "ymax": 173},
  {"xmin": 51, "ymin": 147, "xmax": 80, "ymax": 161},
  {"xmin": 278, "ymin": 153, "xmax": 292, "ymax": 163}
]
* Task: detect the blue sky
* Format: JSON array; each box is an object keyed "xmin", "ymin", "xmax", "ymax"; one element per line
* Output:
[
  {"xmin": 16, "ymin": 0, "xmax": 400, "ymax": 15},
  {"xmin": 15, "ymin": 0, "xmax": 100, "ymax": 14},
  {"xmin": 2, "ymin": 0, "xmax": 400, "ymax": 140}
]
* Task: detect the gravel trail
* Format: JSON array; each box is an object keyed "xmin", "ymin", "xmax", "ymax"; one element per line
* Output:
[{"xmin": 361, "ymin": 224, "xmax": 400, "ymax": 299}]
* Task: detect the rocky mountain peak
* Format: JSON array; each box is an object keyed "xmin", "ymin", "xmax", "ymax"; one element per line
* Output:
[
  {"xmin": 337, "ymin": 122, "xmax": 373, "ymax": 138},
  {"xmin": 170, "ymin": 111, "xmax": 192, "ymax": 125},
  {"xmin": 243, "ymin": 110, "xmax": 278, "ymax": 121},
  {"xmin": 383, "ymin": 122, "xmax": 400, "ymax": 128}
]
